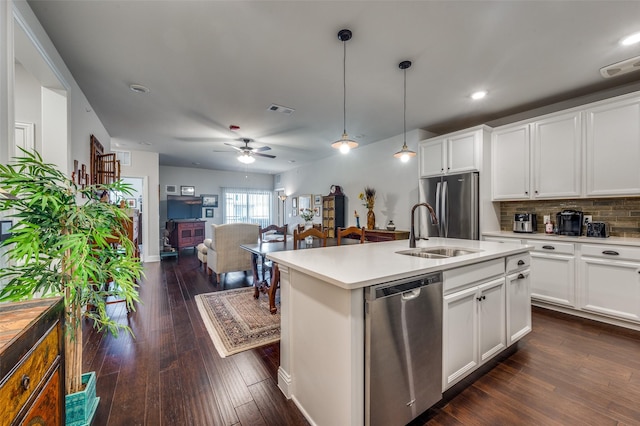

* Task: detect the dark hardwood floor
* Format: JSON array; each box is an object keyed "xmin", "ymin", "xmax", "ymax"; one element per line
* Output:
[{"xmin": 84, "ymin": 251, "xmax": 640, "ymax": 425}]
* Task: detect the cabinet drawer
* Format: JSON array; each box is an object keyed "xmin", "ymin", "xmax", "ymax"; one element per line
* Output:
[
  {"xmin": 444, "ymin": 258, "xmax": 504, "ymax": 294},
  {"xmin": 506, "ymin": 253, "xmax": 530, "ymax": 273},
  {"xmin": 526, "ymin": 240, "xmax": 575, "ymax": 255},
  {"xmin": 581, "ymin": 244, "xmax": 640, "ymax": 262},
  {"xmin": 0, "ymin": 325, "xmax": 59, "ymax": 424}
]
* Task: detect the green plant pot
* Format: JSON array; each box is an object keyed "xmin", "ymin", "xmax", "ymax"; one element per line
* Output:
[{"xmin": 65, "ymin": 372, "xmax": 100, "ymax": 426}]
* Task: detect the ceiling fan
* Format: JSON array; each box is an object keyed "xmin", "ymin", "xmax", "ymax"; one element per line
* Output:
[{"xmin": 220, "ymin": 138, "xmax": 276, "ymax": 164}]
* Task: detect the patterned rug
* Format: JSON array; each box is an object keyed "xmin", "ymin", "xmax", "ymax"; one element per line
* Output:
[{"xmin": 195, "ymin": 287, "xmax": 280, "ymax": 358}]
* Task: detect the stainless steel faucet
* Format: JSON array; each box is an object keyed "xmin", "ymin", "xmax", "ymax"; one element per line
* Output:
[{"xmin": 409, "ymin": 202, "xmax": 438, "ymax": 248}]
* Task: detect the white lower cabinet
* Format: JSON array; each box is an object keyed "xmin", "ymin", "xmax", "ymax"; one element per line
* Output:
[
  {"xmin": 580, "ymin": 244, "xmax": 640, "ymax": 322},
  {"xmin": 506, "ymin": 269, "xmax": 531, "ymax": 345},
  {"xmin": 443, "ymin": 277, "xmax": 505, "ymax": 390},
  {"xmin": 528, "ymin": 241, "xmax": 575, "ymax": 308}
]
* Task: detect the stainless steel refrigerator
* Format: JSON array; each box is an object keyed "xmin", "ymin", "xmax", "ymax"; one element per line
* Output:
[{"xmin": 418, "ymin": 171, "xmax": 479, "ymax": 240}]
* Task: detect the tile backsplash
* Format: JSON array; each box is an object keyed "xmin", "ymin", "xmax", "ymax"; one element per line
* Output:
[{"xmin": 499, "ymin": 197, "xmax": 640, "ymax": 238}]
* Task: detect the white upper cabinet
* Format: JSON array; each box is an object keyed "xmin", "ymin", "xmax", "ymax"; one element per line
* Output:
[
  {"xmin": 531, "ymin": 111, "xmax": 582, "ymax": 199},
  {"xmin": 584, "ymin": 95, "xmax": 640, "ymax": 196},
  {"xmin": 492, "ymin": 111, "xmax": 581, "ymax": 201},
  {"xmin": 491, "ymin": 123, "xmax": 530, "ymax": 200},
  {"xmin": 419, "ymin": 126, "xmax": 487, "ymax": 177}
]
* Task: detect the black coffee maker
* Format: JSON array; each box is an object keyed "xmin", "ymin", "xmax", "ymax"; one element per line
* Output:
[{"xmin": 555, "ymin": 210, "xmax": 584, "ymax": 236}]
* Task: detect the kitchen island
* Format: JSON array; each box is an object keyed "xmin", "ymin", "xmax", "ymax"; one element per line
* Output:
[{"xmin": 268, "ymin": 237, "xmax": 530, "ymax": 426}]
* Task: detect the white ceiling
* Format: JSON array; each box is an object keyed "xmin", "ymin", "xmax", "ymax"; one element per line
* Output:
[{"xmin": 26, "ymin": 0, "xmax": 640, "ymax": 174}]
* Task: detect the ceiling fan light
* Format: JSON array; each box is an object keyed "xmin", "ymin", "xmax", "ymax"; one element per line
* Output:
[
  {"xmin": 331, "ymin": 133, "xmax": 358, "ymax": 154},
  {"xmin": 238, "ymin": 153, "xmax": 255, "ymax": 164}
]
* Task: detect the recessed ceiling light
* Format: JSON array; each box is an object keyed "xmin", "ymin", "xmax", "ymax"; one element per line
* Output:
[
  {"xmin": 470, "ymin": 90, "xmax": 487, "ymax": 100},
  {"xmin": 621, "ymin": 32, "xmax": 640, "ymax": 46},
  {"xmin": 129, "ymin": 84, "xmax": 150, "ymax": 94}
]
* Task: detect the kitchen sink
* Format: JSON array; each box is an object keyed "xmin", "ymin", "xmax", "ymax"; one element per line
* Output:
[{"xmin": 395, "ymin": 247, "xmax": 483, "ymax": 259}]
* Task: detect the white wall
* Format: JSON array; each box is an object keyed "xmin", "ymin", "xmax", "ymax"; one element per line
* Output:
[
  {"xmin": 279, "ymin": 129, "xmax": 429, "ymax": 231},
  {"xmin": 14, "ymin": 62, "xmax": 41, "ymax": 153},
  {"xmin": 159, "ymin": 166, "xmax": 274, "ymax": 238},
  {"xmin": 119, "ymin": 149, "xmax": 160, "ymax": 262}
]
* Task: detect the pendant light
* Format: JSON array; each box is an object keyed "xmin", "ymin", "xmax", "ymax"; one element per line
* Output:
[
  {"xmin": 394, "ymin": 60, "xmax": 417, "ymax": 162},
  {"xmin": 331, "ymin": 29, "xmax": 358, "ymax": 154}
]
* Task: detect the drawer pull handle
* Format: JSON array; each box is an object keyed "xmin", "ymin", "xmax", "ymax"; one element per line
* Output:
[
  {"xmin": 517, "ymin": 273, "xmax": 526, "ymax": 280},
  {"xmin": 542, "ymin": 245, "xmax": 555, "ymax": 250},
  {"xmin": 517, "ymin": 260, "xmax": 525, "ymax": 266},
  {"xmin": 602, "ymin": 250, "xmax": 619, "ymax": 256},
  {"xmin": 21, "ymin": 374, "xmax": 30, "ymax": 391}
]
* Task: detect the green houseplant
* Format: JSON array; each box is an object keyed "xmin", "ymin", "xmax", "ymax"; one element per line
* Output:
[{"xmin": 0, "ymin": 149, "xmax": 142, "ymax": 414}]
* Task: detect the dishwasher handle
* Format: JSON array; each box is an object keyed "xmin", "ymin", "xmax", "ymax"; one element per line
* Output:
[{"xmin": 365, "ymin": 272, "xmax": 442, "ymax": 301}]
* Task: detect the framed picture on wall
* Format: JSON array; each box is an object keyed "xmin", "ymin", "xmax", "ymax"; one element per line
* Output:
[
  {"xmin": 181, "ymin": 185, "xmax": 195, "ymax": 196},
  {"xmin": 126, "ymin": 198, "xmax": 137, "ymax": 208},
  {"xmin": 292, "ymin": 197, "xmax": 298, "ymax": 216},
  {"xmin": 314, "ymin": 194, "xmax": 322, "ymax": 205},
  {"xmin": 205, "ymin": 208, "xmax": 214, "ymax": 218},
  {"xmin": 202, "ymin": 194, "xmax": 218, "ymax": 207}
]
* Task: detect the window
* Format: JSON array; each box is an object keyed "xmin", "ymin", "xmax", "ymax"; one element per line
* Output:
[{"xmin": 222, "ymin": 188, "xmax": 272, "ymax": 227}]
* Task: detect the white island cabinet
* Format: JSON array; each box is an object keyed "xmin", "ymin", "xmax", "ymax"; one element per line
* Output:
[{"xmin": 268, "ymin": 238, "xmax": 530, "ymax": 426}]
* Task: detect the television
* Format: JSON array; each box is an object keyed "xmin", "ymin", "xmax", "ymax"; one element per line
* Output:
[{"xmin": 167, "ymin": 195, "xmax": 203, "ymax": 220}]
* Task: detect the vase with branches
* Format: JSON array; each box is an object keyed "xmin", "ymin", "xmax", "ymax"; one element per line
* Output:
[
  {"xmin": 0, "ymin": 149, "xmax": 143, "ymax": 400},
  {"xmin": 359, "ymin": 187, "xmax": 376, "ymax": 229}
]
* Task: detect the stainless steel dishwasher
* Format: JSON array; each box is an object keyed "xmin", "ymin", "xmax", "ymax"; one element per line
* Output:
[{"xmin": 365, "ymin": 272, "xmax": 443, "ymax": 426}]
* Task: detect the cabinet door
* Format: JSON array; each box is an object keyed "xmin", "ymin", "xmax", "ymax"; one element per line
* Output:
[
  {"xmin": 585, "ymin": 96, "xmax": 640, "ymax": 196},
  {"xmin": 532, "ymin": 111, "xmax": 582, "ymax": 198},
  {"xmin": 581, "ymin": 257, "xmax": 640, "ymax": 322},
  {"xmin": 491, "ymin": 124, "xmax": 530, "ymax": 200},
  {"xmin": 447, "ymin": 131, "xmax": 480, "ymax": 175},
  {"xmin": 419, "ymin": 139, "xmax": 445, "ymax": 177},
  {"xmin": 506, "ymin": 269, "xmax": 531, "ymax": 345},
  {"xmin": 443, "ymin": 286, "xmax": 478, "ymax": 390},
  {"xmin": 530, "ymin": 252, "xmax": 575, "ymax": 307},
  {"xmin": 478, "ymin": 278, "xmax": 506, "ymax": 364}
]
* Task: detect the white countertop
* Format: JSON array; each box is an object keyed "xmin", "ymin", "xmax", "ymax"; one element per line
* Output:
[
  {"xmin": 483, "ymin": 230, "xmax": 640, "ymax": 247},
  {"xmin": 267, "ymin": 237, "xmax": 529, "ymax": 290}
]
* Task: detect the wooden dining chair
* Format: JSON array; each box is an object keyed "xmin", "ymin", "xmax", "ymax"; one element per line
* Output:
[
  {"xmin": 293, "ymin": 227, "xmax": 328, "ymax": 249},
  {"xmin": 259, "ymin": 224, "xmax": 288, "ymax": 243},
  {"xmin": 336, "ymin": 226, "xmax": 365, "ymax": 245},
  {"xmin": 296, "ymin": 223, "xmax": 322, "ymax": 233}
]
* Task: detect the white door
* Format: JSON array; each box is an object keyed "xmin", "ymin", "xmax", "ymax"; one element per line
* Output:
[
  {"xmin": 491, "ymin": 124, "xmax": 530, "ymax": 200},
  {"xmin": 506, "ymin": 269, "xmax": 531, "ymax": 345},
  {"xmin": 478, "ymin": 278, "xmax": 506, "ymax": 363},
  {"xmin": 443, "ymin": 285, "xmax": 478, "ymax": 390},
  {"xmin": 532, "ymin": 111, "xmax": 582, "ymax": 198}
]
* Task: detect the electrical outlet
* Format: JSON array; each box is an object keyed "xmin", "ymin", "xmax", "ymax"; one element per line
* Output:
[
  {"xmin": 543, "ymin": 215, "xmax": 550, "ymax": 224},
  {"xmin": 584, "ymin": 215, "xmax": 593, "ymax": 225}
]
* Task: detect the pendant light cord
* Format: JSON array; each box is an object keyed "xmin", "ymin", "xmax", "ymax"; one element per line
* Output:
[
  {"xmin": 343, "ymin": 39, "xmax": 347, "ymax": 135},
  {"xmin": 403, "ymin": 67, "xmax": 407, "ymax": 147}
]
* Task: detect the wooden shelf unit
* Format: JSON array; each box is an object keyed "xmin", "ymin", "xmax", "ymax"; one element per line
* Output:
[{"xmin": 322, "ymin": 195, "xmax": 345, "ymax": 238}]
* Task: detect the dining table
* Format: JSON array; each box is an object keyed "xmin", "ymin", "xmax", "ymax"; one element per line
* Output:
[{"xmin": 241, "ymin": 236, "xmax": 360, "ymax": 313}]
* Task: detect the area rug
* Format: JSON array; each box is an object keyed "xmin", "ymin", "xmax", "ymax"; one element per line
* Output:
[{"xmin": 195, "ymin": 287, "xmax": 280, "ymax": 358}]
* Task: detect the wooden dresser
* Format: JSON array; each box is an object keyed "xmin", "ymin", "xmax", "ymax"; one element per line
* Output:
[
  {"xmin": 0, "ymin": 298, "xmax": 65, "ymax": 425},
  {"xmin": 364, "ymin": 229, "xmax": 410, "ymax": 242},
  {"xmin": 167, "ymin": 220, "xmax": 206, "ymax": 250}
]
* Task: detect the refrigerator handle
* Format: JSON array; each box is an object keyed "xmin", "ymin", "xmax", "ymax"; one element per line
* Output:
[
  {"xmin": 442, "ymin": 180, "xmax": 448, "ymax": 237},
  {"xmin": 434, "ymin": 182, "xmax": 441, "ymax": 226}
]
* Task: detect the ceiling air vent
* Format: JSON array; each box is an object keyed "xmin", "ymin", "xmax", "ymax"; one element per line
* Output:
[
  {"xmin": 268, "ymin": 104, "xmax": 295, "ymax": 115},
  {"xmin": 600, "ymin": 55, "xmax": 640, "ymax": 78}
]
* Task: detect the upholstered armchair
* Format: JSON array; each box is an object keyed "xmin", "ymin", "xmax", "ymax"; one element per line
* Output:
[{"xmin": 206, "ymin": 223, "xmax": 259, "ymax": 285}]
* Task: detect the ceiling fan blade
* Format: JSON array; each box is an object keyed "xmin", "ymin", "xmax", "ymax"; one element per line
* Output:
[
  {"xmin": 253, "ymin": 152, "xmax": 276, "ymax": 159},
  {"xmin": 252, "ymin": 145, "xmax": 271, "ymax": 152},
  {"xmin": 224, "ymin": 142, "xmax": 244, "ymax": 152}
]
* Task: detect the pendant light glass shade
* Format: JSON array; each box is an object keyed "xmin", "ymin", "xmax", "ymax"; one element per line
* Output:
[
  {"xmin": 332, "ymin": 29, "xmax": 358, "ymax": 154},
  {"xmin": 394, "ymin": 60, "xmax": 416, "ymax": 162}
]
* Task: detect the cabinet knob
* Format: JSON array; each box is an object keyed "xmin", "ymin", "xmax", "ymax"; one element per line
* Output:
[
  {"xmin": 517, "ymin": 273, "xmax": 526, "ymax": 280},
  {"xmin": 21, "ymin": 374, "xmax": 30, "ymax": 391},
  {"xmin": 525, "ymin": 191, "xmax": 529, "ymax": 195},
  {"xmin": 517, "ymin": 260, "xmax": 525, "ymax": 266},
  {"xmin": 535, "ymin": 190, "xmax": 539, "ymax": 194}
]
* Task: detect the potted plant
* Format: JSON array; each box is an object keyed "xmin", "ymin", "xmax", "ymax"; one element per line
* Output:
[{"xmin": 0, "ymin": 149, "xmax": 143, "ymax": 425}]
